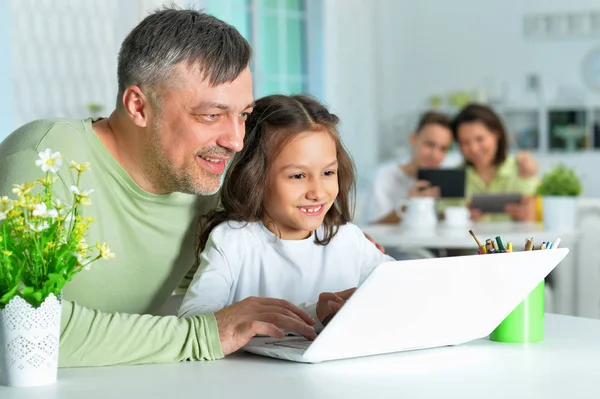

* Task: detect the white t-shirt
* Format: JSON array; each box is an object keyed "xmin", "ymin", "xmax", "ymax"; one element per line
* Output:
[
  {"xmin": 364, "ymin": 163, "xmax": 415, "ymax": 223},
  {"xmin": 179, "ymin": 221, "xmax": 395, "ymax": 330}
]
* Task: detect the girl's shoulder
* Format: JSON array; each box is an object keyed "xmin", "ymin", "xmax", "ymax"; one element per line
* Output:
[
  {"xmin": 328, "ymin": 222, "xmax": 368, "ymax": 243},
  {"xmin": 207, "ymin": 220, "xmax": 264, "ymax": 249}
]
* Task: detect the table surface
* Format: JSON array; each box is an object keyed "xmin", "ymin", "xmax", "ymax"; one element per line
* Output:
[
  {"xmin": 360, "ymin": 221, "xmax": 575, "ymax": 249},
  {"xmin": 2, "ymin": 314, "xmax": 600, "ymax": 399}
]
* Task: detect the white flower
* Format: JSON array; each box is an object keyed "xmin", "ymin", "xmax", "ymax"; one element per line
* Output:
[
  {"xmin": 70, "ymin": 186, "xmax": 94, "ymax": 206},
  {"xmin": 0, "ymin": 212, "xmax": 6, "ymax": 221},
  {"xmin": 35, "ymin": 149, "xmax": 63, "ymax": 173},
  {"xmin": 0, "ymin": 196, "xmax": 14, "ymax": 214},
  {"xmin": 74, "ymin": 250, "xmax": 93, "ymax": 271},
  {"xmin": 76, "ymin": 239, "xmax": 88, "ymax": 253},
  {"xmin": 27, "ymin": 221, "xmax": 50, "ymax": 232},
  {"xmin": 97, "ymin": 242, "xmax": 115, "ymax": 260},
  {"xmin": 69, "ymin": 186, "xmax": 94, "ymax": 196},
  {"xmin": 32, "ymin": 202, "xmax": 59, "ymax": 219},
  {"xmin": 70, "ymin": 161, "xmax": 91, "ymax": 173},
  {"xmin": 12, "ymin": 183, "xmax": 35, "ymax": 197}
]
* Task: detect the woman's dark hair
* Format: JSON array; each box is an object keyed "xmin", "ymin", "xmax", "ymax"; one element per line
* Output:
[
  {"xmin": 197, "ymin": 94, "xmax": 356, "ymax": 253},
  {"xmin": 451, "ymin": 103, "xmax": 508, "ymax": 166},
  {"xmin": 415, "ymin": 111, "xmax": 451, "ymax": 133}
]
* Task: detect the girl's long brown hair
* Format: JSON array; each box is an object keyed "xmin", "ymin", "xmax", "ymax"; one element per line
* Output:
[{"xmin": 197, "ymin": 94, "xmax": 356, "ymax": 253}]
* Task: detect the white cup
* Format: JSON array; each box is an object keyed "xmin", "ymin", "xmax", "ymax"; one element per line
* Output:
[
  {"xmin": 396, "ymin": 197, "xmax": 438, "ymax": 228},
  {"xmin": 444, "ymin": 206, "xmax": 470, "ymax": 227}
]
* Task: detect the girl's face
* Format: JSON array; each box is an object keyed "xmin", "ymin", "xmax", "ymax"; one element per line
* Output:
[
  {"xmin": 456, "ymin": 121, "xmax": 499, "ymax": 169},
  {"xmin": 263, "ymin": 130, "xmax": 339, "ymax": 240}
]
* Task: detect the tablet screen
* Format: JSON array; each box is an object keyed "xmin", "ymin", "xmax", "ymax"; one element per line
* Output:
[{"xmin": 417, "ymin": 168, "xmax": 466, "ymax": 198}]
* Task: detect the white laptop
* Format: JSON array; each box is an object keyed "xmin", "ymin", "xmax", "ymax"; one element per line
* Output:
[{"xmin": 243, "ymin": 248, "xmax": 569, "ymax": 363}]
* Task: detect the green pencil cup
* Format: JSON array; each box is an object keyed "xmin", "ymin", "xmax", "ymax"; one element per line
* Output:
[{"xmin": 489, "ymin": 280, "xmax": 545, "ymax": 343}]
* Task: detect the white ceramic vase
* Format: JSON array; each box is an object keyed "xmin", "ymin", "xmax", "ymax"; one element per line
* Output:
[
  {"xmin": 542, "ymin": 196, "xmax": 578, "ymax": 231},
  {"xmin": 0, "ymin": 293, "xmax": 62, "ymax": 387}
]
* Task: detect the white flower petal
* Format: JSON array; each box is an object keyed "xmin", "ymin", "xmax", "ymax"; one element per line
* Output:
[{"xmin": 32, "ymin": 203, "xmax": 48, "ymax": 217}]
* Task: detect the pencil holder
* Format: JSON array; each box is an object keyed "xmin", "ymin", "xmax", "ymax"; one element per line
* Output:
[{"xmin": 489, "ymin": 280, "xmax": 544, "ymax": 343}]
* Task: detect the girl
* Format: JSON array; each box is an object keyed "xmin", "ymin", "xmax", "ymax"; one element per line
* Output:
[
  {"xmin": 452, "ymin": 103, "xmax": 539, "ymax": 222},
  {"xmin": 179, "ymin": 94, "xmax": 394, "ymax": 330}
]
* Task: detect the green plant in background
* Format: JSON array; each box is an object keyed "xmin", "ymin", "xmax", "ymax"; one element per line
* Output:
[
  {"xmin": 0, "ymin": 149, "xmax": 114, "ymax": 308},
  {"xmin": 87, "ymin": 102, "xmax": 104, "ymax": 117},
  {"xmin": 428, "ymin": 95, "xmax": 444, "ymax": 109},
  {"xmin": 536, "ymin": 164, "xmax": 582, "ymax": 197},
  {"xmin": 448, "ymin": 91, "xmax": 472, "ymax": 109}
]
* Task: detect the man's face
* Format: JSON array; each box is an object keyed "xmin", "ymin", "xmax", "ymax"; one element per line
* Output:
[
  {"xmin": 411, "ymin": 124, "xmax": 453, "ymax": 169},
  {"xmin": 146, "ymin": 64, "xmax": 254, "ymax": 195}
]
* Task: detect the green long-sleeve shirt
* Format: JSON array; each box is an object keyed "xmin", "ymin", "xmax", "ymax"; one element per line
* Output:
[{"xmin": 0, "ymin": 118, "xmax": 223, "ymax": 367}]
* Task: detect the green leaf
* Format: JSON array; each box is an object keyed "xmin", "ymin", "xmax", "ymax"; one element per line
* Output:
[
  {"xmin": 0, "ymin": 284, "xmax": 21, "ymax": 306},
  {"xmin": 20, "ymin": 286, "xmax": 44, "ymax": 307},
  {"xmin": 536, "ymin": 164, "xmax": 582, "ymax": 197}
]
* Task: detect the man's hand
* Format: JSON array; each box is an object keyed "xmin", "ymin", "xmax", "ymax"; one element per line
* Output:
[
  {"xmin": 408, "ymin": 180, "xmax": 440, "ymax": 198},
  {"xmin": 516, "ymin": 152, "xmax": 538, "ymax": 178},
  {"xmin": 316, "ymin": 288, "xmax": 357, "ymax": 326},
  {"xmin": 214, "ymin": 297, "xmax": 317, "ymax": 356},
  {"xmin": 364, "ymin": 232, "xmax": 385, "ymax": 253}
]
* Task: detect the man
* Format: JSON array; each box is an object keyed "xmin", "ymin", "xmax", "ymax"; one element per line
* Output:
[
  {"xmin": 365, "ymin": 111, "xmax": 454, "ymax": 224},
  {"xmin": 0, "ymin": 8, "xmax": 317, "ymax": 367}
]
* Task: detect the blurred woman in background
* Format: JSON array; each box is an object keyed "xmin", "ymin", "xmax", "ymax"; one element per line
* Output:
[{"xmin": 452, "ymin": 103, "xmax": 538, "ymax": 221}]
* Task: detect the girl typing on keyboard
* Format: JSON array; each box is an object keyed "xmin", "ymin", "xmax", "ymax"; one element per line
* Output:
[{"xmin": 178, "ymin": 94, "xmax": 395, "ymax": 332}]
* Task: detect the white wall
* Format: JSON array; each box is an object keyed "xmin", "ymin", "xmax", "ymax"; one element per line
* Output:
[
  {"xmin": 322, "ymin": 0, "xmax": 389, "ymax": 191},
  {"xmin": 0, "ymin": 1, "xmax": 13, "ymax": 139},
  {"xmin": 1, "ymin": 0, "xmax": 178, "ymax": 142}
]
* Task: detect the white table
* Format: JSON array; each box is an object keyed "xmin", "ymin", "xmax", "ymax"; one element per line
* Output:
[
  {"xmin": 360, "ymin": 221, "xmax": 574, "ymax": 250},
  {"xmin": 361, "ymin": 221, "xmax": 578, "ymax": 316},
  {"xmin": 2, "ymin": 315, "xmax": 599, "ymax": 398}
]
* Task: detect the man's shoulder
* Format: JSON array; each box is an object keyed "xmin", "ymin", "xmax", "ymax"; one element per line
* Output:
[
  {"xmin": 374, "ymin": 162, "xmax": 407, "ymax": 182},
  {"xmin": 0, "ymin": 118, "xmax": 88, "ymax": 157}
]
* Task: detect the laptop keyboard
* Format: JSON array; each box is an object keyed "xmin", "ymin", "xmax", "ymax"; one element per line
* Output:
[{"xmin": 266, "ymin": 338, "xmax": 312, "ymax": 350}]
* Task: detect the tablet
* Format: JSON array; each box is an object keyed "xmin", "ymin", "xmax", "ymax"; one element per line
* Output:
[
  {"xmin": 416, "ymin": 168, "xmax": 466, "ymax": 198},
  {"xmin": 470, "ymin": 193, "xmax": 522, "ymax": 213}
]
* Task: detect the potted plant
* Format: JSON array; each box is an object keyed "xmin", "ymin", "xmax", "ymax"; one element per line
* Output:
[
  {"xmin": 0, "ymin": 149, "xmax": 114, "ymax": 387},
  {"xmin": 536, "ymin": 164, "xmax": 582, "ymax": 230}
]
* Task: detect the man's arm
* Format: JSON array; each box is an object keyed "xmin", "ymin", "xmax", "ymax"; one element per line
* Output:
[{"xmin": 59, "ymin": 300, "xmax": 223, "ymax": 367}]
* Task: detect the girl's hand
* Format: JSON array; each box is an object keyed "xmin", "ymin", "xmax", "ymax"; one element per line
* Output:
[
  {"xmin": 466, "ymin": 200, "xmax": 484, "ymax": 222},
  {"xmin": 516, "ymin": 152, "xmax": 538, "ymax": 178},
  {"xmin": 505, "ymin": 195, "xmax": 536, "ymax": 221},
  {"xmin": 316, "ymin": 288, "xmax": 357, "ymax": 325},
  {"xmin": 469, "ymin": 208, "xmax": 484, "ymax": 222}
]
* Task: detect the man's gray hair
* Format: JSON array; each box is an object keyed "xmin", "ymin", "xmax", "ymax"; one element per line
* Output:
[{"xmin": 117, "ymin": 6, "xmax": 252, "ymax": 105}]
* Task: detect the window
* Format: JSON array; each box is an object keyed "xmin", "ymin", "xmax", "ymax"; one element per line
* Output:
[{"xmin": 200, "ymin": 0, "xmax": 310, "ymax": 97}]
